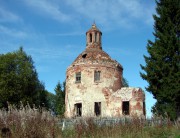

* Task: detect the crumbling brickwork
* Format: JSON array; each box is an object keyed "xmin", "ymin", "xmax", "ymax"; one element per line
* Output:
[{"xmin": 65, "ymin": 24, "xmax": 145, "ymax": 118}]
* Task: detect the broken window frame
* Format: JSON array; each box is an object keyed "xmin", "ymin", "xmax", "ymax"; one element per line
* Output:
[
  {"xmin": 94, "ymin": 102, "xmax": 101, "ymax": 116},
  {"xmin": 94, "ymin": 71, "xmax": 101, "ymax": 82},
  {"xmin": 122, "ymin": 101, "xmax": 130, "ymax": 115},
  {"xmin": 76, "ymin": 72, "xmax": 81, "ymax": 83}
]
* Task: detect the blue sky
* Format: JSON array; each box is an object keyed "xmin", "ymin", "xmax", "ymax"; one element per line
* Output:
[{"xmin": 0, "ymin": 0, "xmax": 156, "ymax": 117}]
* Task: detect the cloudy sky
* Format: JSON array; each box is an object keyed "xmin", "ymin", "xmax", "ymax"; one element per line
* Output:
[{"xmin": 0, "ymin": 0, "xmax": 156, "ymax": 117}]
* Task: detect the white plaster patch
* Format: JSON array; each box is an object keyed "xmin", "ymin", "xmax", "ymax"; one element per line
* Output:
[
  {"xmin": 74, "ymin": 95, "xmax": 82, "ymax": 102},
  {"xmin": 119, "ymin": 91, "xmax": 132, "ymax": 101}
]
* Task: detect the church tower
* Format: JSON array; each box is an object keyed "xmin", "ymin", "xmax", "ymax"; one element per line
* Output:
[{"xmin": 86, "ymin": 23, "xmax": 102, "ymax": 50}]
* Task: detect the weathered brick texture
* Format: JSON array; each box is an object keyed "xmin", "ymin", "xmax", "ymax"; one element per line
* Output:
[{"xmin": 65, "ymin": 24, "xmax": 145, "ymax": 118}]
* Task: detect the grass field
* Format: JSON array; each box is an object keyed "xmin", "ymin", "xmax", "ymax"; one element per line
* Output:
[{"xmin": 0, "ymin": 106, "xmax": 179, "ymax": 138}]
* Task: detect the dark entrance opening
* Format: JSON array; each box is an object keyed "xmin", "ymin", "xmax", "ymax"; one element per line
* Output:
[
  {"xmin": 122, "ymin": 101, "xmax": 129, "ymax": 115},
  {"xmin": 94, "ymin": 102, "xmax": 101, "ymax": 116},
  {"xmin": 75, "ymin": 103, "xmax": 82, "ymax": 117}
]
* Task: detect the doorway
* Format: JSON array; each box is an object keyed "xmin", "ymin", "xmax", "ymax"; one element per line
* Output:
[
  {"xmin": 122, "ymin": 101, "xmax": 129, "ymax": 115},
  {"xmin": 74, "ymin": 103, "xmax": 82, "ymax": 117},
  {"xmin": 94, "ymin": 102, "xmax": 101, "ymax": 116}
]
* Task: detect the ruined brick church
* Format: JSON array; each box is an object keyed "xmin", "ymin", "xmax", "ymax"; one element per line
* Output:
[{"xmin": 65, "ymin": 24, "xmax": 145, "ymax": 118}]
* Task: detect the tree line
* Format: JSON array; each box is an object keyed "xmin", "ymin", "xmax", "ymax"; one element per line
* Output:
[{"xmin": 0, "ymin": 47, "xmax": 65, "ymax": 116}]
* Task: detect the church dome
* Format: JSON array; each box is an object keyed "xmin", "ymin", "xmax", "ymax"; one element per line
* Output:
[
  {"xmin": 71, "ymin": 48, "xmax": 123, "ymax": 70},
  {"xmin": 68, "ymin": 23, "xmax": 123, "ymax": 70}
]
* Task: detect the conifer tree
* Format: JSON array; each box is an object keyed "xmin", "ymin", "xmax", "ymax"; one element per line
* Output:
[
  {"xmin": 140, "ymin": 0, "xmax": 180, "ymax": 119},
  {"xmin": 122, "ymin": 77, "xmax": 129, "ymax": 87},
  {"xmin": 54, "ymin": 81, "xmax": 65, "ymax": 116}
]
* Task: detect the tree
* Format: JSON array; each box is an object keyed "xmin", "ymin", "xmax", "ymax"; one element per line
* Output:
[
  {"xmin": 54, "ymin": 81, "xmax": 65, "ymax": 116},
  {"xmin": 0, "ymin": 47, "xmax": 48, "ymax": 108},
  {"xmin": 122, "ymin": 77, "xmax": 129, "ymax": 87},
  {"xmin": 46, "ymin": 91, "xmax": 56, "ymax": 112},
  {"xmin": 140, "ymin": 0, "xmax": 180, "ymax": 120}
]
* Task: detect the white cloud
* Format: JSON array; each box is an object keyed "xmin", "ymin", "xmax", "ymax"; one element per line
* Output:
[
  {"xmin": 65, "ymin": 0, "xmax": 155, "ymax": 29},
  {"xmin": 0, "ymin": 25, "xmax": 27, "ymax": 38},
  {"xmin": 0, "ymin": 7, "xmax": 22, "ymax": 22},
  {"xmin": 22, "ymin": 0, "xmax": 71, "ymax": 22},
  {"xmin": 18, "ymin": 0, "xmax": 155, "ymax": 30}
]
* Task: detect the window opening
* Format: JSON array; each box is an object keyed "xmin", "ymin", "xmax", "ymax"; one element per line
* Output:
[
  {"xmin": 90, "ymin": 33, "xmax": 92, "ymax": 42},
  {"xmin": 94, "ymin": 71, "xmax": 100, "ymax": 82},
  {"xmin": 122, "ymin": 101, "xmax": 129, "ymax": 115},
  {"xmin": 94, "ymin": 102, "xmax": 101, "ymax": 116},
  {"xmin": 95, "ymin": 32, "xmax": 97, "ymax": 42},
  {"xmin": 143, "ymin": 102, "xmax": 146, "ymax": 115},
  {"xmin": 82, "ymin": 53, "xmax": 87, "ymax": 58},
  {"xmin": 76, "ymin": 72, "xmax": 81, "ymax": 83},
  {"xmin": 74, "ymin": 103, "xmax": 82, "ymax": 117}
]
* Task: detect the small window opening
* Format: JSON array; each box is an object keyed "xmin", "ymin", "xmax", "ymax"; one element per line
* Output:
[
  {"xmin": 94, "ymin": 71, "xmax": 100, "ymax": 82},
  {"xmin": 94, "ymin": 102, "xmax": 101, "ymax": 116},
  {"xmin": 143, "ymin": 102, "xmax": 146, "ymax": 115},
  {"xmin": 122, "ymin": 101, "xmax": 129, "ymax": 115},
  {"xmin": 82, "ymin": 53, "xmax": 87, "ymax": 58},
  {"xmin": 95, "ymin": 32, "xmax": 97, "ymax": 42},
  {"xmin": 75, "ymin": 103, "xmax": 82, "ymax": 117},
  {"xmin": 90, "ymin": 33, "xmax": 92, "ymax": 42},
  {"xmin": 76, "ymin": 72, "xmax": 81, "ymax": 83}
]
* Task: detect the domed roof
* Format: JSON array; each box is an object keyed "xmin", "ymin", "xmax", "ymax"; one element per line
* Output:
[{"xmin": 71, "ymin": 48, "xmax": 123, "ymax": 69}]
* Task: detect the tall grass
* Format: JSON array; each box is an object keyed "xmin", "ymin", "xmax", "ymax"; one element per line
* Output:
[
  {"xmin": 0, "ymin": 104, "xmax": 61, "ymax": 138},
  {"xmin": 63, "ymin": 117, "xmax": 180, "ymax": 138},
  {"xmin": 0, "ymin": 106, "xmax": 179, "ymax": 138}
]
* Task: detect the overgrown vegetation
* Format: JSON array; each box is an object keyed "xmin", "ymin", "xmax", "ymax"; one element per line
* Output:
[
  {"xmin": 63, "ymin": 117, "xmax": 180, "ymax": 138},
  {"xmin": 0, "ymin": 104, "xmax": 61, "ymax": 138},
  {"xmin": 0, "ymin": 106, "xmax": 179, "ymax": 138}
]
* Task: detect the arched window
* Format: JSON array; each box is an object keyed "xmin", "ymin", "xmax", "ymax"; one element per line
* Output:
[
  {"xmin": 89, "ymin": 33, "xmax": 92, "ymax": 42},
  {"xmin": 95, "ymin": 32, "xmax": 97, "ymax": 42}
]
